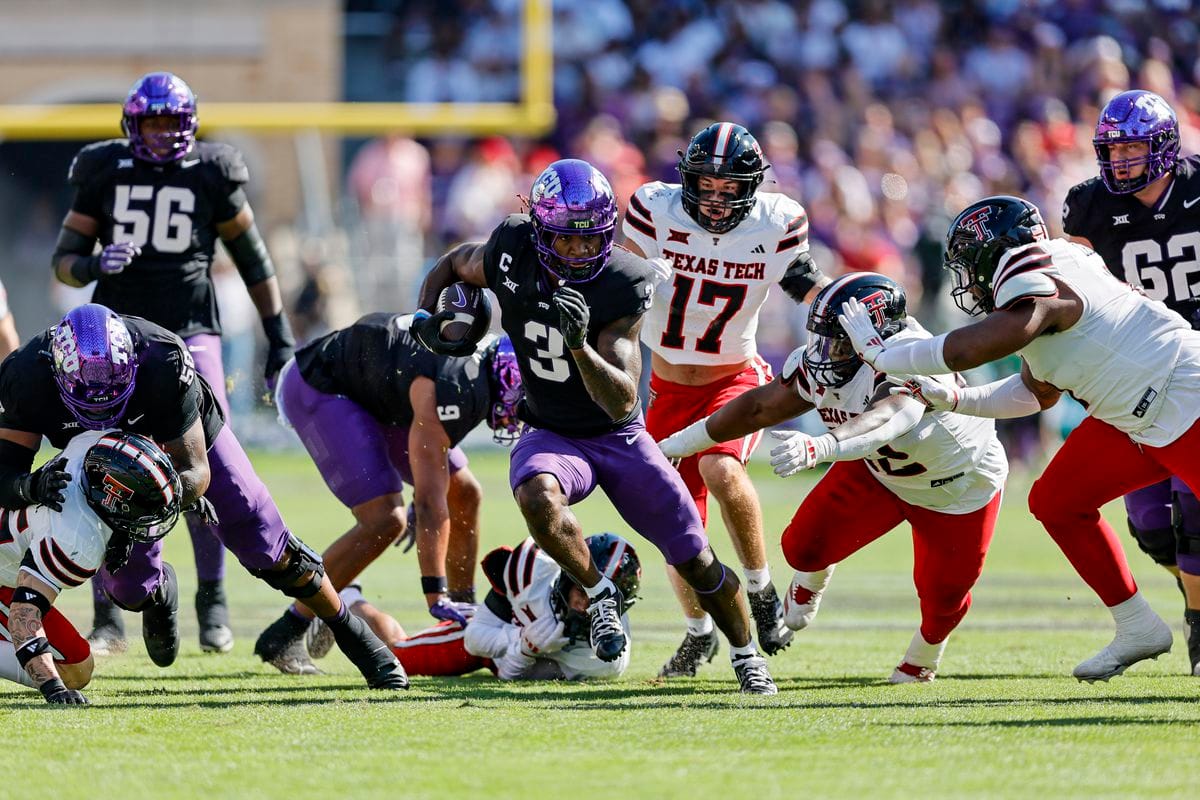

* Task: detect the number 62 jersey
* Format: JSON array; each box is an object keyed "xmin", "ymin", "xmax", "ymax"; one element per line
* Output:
[{"xmin": 67, "ymin": 138, "xmax": 250, "ymax": 338}]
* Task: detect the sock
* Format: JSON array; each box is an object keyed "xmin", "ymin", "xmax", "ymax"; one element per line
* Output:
[
  {"xmin": 743, "ymin": 567, "xmax": 771, "ymax": 593},
  {"xmin": 585, "ymin": 576, "xmax": 617, "ymax": 600},
  {"xmin": 286, "ymin": 604, "xmax": 308, "ymax": 622},
  {"xmin": 795, "ymin": 564, "xmax": 836, "ymax": 593},
  {"xmin": 686, "ymin": 615, "xmax": 714, "ymax": 637},
  {"xmin": 901, "ymin": 630, "xmax": 947, "ymax": 669},
  {"xmin": 320, "ymin": 602, "xmax": 351, "ymax": 627},
  {"xmin": 729, "ymin": 642, "xmax": 759, "ymax": 661},
  {"xmin": 0, "ymin": 641, "xmax": 36, "ymax": 688},
  {"xmin": 1109, "ymin": 590, "xmax": 1157, "ymax": 632},
  {"xmin": 339, "ymin": 584, "xmax": 366, "ymax": 609}
]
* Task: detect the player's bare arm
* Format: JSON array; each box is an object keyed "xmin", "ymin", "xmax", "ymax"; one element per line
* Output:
[
  {"xmin": 708, "ymin": 377, "xmax": 813, "ymax": 442},
  {"xmin": 416, "ymin": 242, "xmax": 488, "ymax": 311},
  {"xmin": 1020, "ymin": 360, "xmax": 1063, "ymax": 409},
  {"xmin": 941, "ymin": 291, "xmax": 1082, "ymax": 370},
  {"xmin": 158, "ymin": 417, "xmax": 211, "ymax": 506},
  {"xmin": 567, "ymin": 312, "xmax": 642, "ymax": 421},
  {"xmin": 407, "ymin": 377, "xmax": 455, "ymax": 608},
  {"xmin": 9, "ymin": 570, "xmax": 64, "ymax": 690}
]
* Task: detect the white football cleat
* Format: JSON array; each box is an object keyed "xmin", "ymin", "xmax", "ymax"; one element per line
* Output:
[
  {"xmin": 1073, "ymin": 614, "xmax": 1173, "ymax": 683},
  {"xmin": 889, "ymin": 663, "xmax": 936, "ymax": 684},
  {"xmin": 889, "ymin": 631, "xmax": 946, "ymax": 684},
  {"xmin": 782, "ymin": 565, "xmax": 835, "ymax": 631}
]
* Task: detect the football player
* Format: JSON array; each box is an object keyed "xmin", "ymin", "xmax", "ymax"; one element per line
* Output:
[
  {"xmin": 1061, "ymin": 90, "xmax": 1200, "ymax": 673},
  {"xmin": 50, "ymin": 72, "xmax": 298, "ymax": 654},
  {"xmin": 411, "ymin": 158, "xmax": 778, "ymax": 693},
  {"xmin": 840, "ymin": 195, "xmax": 1200, "ymax": 680},
  {"xmin": 0, "ymin": 277, "xmax": 17, "ymax": 360},
  {"xmin": 660, "ymin": 274, "xmax": 1008, "ymax": 682},
  {"xmin": 0, "ymin": 430, "xmax": 181, "ymax": 704},
  {"xmin": 0, "ymin": 304, "xmax": 407, "ymax": 689},
  {"xmin": 622, "ymin": 122, "xmax": 829, "ymax": 676},
  {"xmin": 253, "ymin": 313, "xmax": 523, "ymax": 673}
]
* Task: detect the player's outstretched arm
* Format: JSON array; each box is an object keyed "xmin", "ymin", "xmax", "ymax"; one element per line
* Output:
[
  {"xmin": 892, "ymin": 361, "xmax": 1058, "ymax": 418},
  {"xmin": 10, "ymin": 571, "xmax": 87, "ymax": 704},
  {"xmin": 659, "ymin": 377, "xmax": 813, "ymax": 460},
  {"xmin": 159, "ymin": 417, "xmax": 211, "ymax": 507}
]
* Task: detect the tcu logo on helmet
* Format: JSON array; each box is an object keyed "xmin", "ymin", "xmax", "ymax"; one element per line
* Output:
[
  {"xmin": 956, "ymin": 207, "xmax": 993, "ymax": 241},
  {"xmin": 858, "ymin": 290, "xmax": 891, "ymax": 328},
  {"xmin": 101, "ymin": 473, "xmax": 135, "ymax": 511},
  {"xmin": 533, "ymin": 169, "xmax": 562, "ymax": 200}
]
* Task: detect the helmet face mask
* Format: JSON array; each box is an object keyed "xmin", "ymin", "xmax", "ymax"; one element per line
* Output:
[
  {"xmin": 1093, "ymin": 90, "xmax": 1180, "ymax": 195},
  {"xmin": 82, "ymin": 432, "xmax": 182, "ymax": 543},
  {"xmin": 51, "ymin": 305, "xmax": 138, "ymax": 430},
  {"xmin": 486, "ymin": 336, "xmax": 524, "ymax": 445},
  {"xmin": 803, "ymin": 273, "xmax": 907, "ymax": 388},
  {"xmin": 942, "ymin": 196, "xmax": 1048, "ymax": 317},
  {"xmin": 121, "ymin": 72, "xmax": 198, "ymax": 165},
  {"xmin": 678, "ymin": 122, "xmax": 767, "ymax": 234},
  {"xmin": 529, "ymin": 159, "xmax": 617, "ymax": 283}
]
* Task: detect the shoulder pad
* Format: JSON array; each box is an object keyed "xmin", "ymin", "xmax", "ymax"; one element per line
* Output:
[
  {"xmin": 504, "ymin": 538, "xmax": 560, "ymax": 601},
  {"xmin": 28, "ymin": 512, "xmax": 104, "ymax": 591},
  {"xmin": 67, "ymin": 140, "xmax": 126, "ymax": 187},
  {"xmin": 481, "ymin": 546, "xmax": 514, "ymax": 595},
  {"xmin": 993, "ymin": 243, "xmax": 1057, "ymax": 310},
  {"xmin": 199, "ymin": 142, "xmax": 249, "ymax": 184},
  {"xmin": 779, "ymin": 346, "xmax": 813, "ymax": 399}
]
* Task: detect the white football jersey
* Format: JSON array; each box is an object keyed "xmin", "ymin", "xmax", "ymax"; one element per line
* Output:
[
  {"xmin": 0, "ymin": 431, "xmax": 111, "ymax": 593},
  {"xmin": 624, "ymin": 181, "xmax": 809, "ymax": 366},
  {"xmin": 786, "ymin": 323, "xmax": 1008, "ymax": 514},
  {"xmin": 499, "ymin": 537, "xmax": 630, "ymax": 680},
  {"xmin": 996, "ymin": 238, "xmax": 1200, "ymax": 447}
]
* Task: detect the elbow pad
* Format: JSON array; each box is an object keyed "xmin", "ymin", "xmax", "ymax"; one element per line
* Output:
[
  {"xmin": 224, "ymin": 224, "xmax": 276, "ymax": 286},
  {"xmin": 779, "ymin": 251, "xmax": 825, "ymax": 303}
]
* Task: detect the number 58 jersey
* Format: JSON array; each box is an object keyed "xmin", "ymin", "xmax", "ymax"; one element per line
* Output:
[
  {"xmin": 0, "ymin": 431, "xmax": 111, "ymax": 593},
  {"xmin": 623, "ymin": 182, "xmax": 809, "ymax": 366},
  {"xmin": 67, "ymin": 138, "xmax": 250, "ymax": 338}
]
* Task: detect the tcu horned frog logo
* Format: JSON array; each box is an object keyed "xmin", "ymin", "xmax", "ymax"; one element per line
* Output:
[
  {"xmin": 956, "ymin": 207, "xmax": 993, "ymax": 242},
  {"xmin": 100, "ymin": 472, "xmax": 135, "ymax": 512}
]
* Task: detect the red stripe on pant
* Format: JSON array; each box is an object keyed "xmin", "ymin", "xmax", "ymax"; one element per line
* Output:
[
  {"xmin": 391, "ymin": 620, "xmax": 495, "ymax": 676},
  {"xmin": 0, "ymin": 587, "xmax": 91, "ymax": 664}
]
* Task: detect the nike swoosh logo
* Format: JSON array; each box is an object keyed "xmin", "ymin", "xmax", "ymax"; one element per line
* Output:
[
  {"xmin": 1184, "ymin": 196, "xmax": 1200, "ymax": 209},
  {"xmin": 624, "ymin": 434, "xmax": 639, "ymax": 445},
  {"xmin": 181, "ymin": 159, "xmax": 200, "ymax": 168},
  {"xmin": 128, "ymin": 414, "xmax": 145, "ymax": 424}
]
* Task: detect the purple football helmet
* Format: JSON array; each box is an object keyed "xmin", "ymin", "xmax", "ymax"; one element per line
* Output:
[
  {"xmin": 1093, "ymin": 90, "xmax": 1180, "ymax": 194},
  {"xmin": 51, "ymin": 304, "xmax": 138, "ymax": 430},
  {"xmin": 529, "ymin": 158, "xmax": 617, "ymax": 283},
  {"xmin": 121, "ymin": 72, "xmax": 198, "ymax": 164},
  {"xmin": 487, "ymin": 336, "xmax": 524, "ymax": 445}
]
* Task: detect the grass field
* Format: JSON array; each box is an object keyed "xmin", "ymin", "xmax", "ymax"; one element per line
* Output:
[{"xmin": 4, "ymin": 448, "xmax": 1197, "ymax": 800}]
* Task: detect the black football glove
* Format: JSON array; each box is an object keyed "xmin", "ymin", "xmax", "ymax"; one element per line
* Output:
[
  {"xmin": 262, "ymin": 313, "xmax": 297, "ymax": 392},
  {"xmin": 104, "ymin": 531, "xmax": 133, "ymax": 572},
  {"xmin": 17, "ymin": 458, "xmax": 71, "ymax": 513},
  {"xmin": 185, "ymin": 496, "xmax": 220, "ymax": 527},
  {"xmin": 39, "ymin": 678, "xmax": 89, "ymax": 706},
  {"xmin": 552, "ymin": 287, "xmax": 590, "ymax": 350},
  {"xmin": 410, "ymin": 309, "xmax": 477, "ymax": 358}
]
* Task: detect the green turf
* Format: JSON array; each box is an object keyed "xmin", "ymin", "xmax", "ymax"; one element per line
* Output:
[{"xmin": 4, "ymin": 450, "xmax": 1197, "ymax": 800}]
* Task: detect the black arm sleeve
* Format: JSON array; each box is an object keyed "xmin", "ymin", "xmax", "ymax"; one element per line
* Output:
[
  {"xmin": 0, "ymin": 439, "xmax": 37, "ymax": 509},
  {"xmin": 778, "ymin": 250, "xmax": 825, "ymax": 303},
  {"xmin": 53, "ymin": 226, "xmax": 101, "ymax": 283},
  {"xmin": 223, "ymin": 222, "xmax": 276, "ymax": 287}
]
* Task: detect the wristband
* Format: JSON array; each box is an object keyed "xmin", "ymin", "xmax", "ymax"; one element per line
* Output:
[
  {"xmin": 15, "ymin": 636, "xmax": 51, "ymax": 668},
  {"xmin": 412, "ymin": 309, "xmax": 431, "ymax": 321},
  {"xmin": 38, "ymin": 677, "xmax": 66, "ymax": 701},
  {"xmin": 12, "ymin": 585, "xmax": 52, "ymax": 615},
  {"xmin": 421, "ymin": 575, "xmax": 448, "ymax": 594}
]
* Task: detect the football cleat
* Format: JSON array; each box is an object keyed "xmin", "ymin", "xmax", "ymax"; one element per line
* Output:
[
  {"xmin": 142, "ymin": 562, "xmax": 180, "ymax": 667},
  {"xmin": 255, "ymin": 610, "xmax": 321, "ymax": 675},
  {"xmin": 87, "ymin": 599, "xmax": 128, "ymax": 656},
  {"xmin": 195, "ymin": 580, "xmax": 234, "ymax": 654},
  {"xmin": 748, "ymin": 584, "xmax": 793, "ymax": 655},
  {"xmin": 330, "ymin": 611, "xmax": 408, "ymax": 689},
  {"xmin": 889, "ymin": 662, "xmax": 936, "ymax": 684},
  {"xmin": 587, "ymin": 586, "xmax": 627, "ymax": 662},
  {"xmin": 732, "ymin": 653, "xmax": 778, "ymax": 695},
  {"xmin": 659, "ymin": 629, "xmax": 720, "ymax": 678},
  {"xmin": 1185, "ymin": 609, "xmax": 1200, "ymax": 677},
  {"xmin": 306, "ymin": 617, "xmax": 336, "ymax": 660},
  {"xmin": 782, "ymin": 566, "xmax": 835, "ymax": 631},
  {"xmin": 1073, "ymin": 614, "xmax": 1173, "ymax": 682}
]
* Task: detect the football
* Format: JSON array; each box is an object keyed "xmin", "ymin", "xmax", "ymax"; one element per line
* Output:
[{"xmin": 435, "ymin": 281, "xmax": 492, "ymax": 347}]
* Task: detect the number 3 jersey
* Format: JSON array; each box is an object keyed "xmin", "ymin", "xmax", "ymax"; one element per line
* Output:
[
  {"xmin": 0, "ymin": 431, "xmax": 112, "ymax": 593},
  {"xmin": 783, "ymin": 322, "xmax": 1008, "ymax": 514},
  {"xmin": 482, "ymin": 214, "xmax": 654, "ymax": 436},
  {"xmin": 1063, "ymin": 154, "xmax": 1200, "ymax": 328},
  {"xmin": 623, "ymin": 181, "xmax": 809, "ymax": 366},
  {"xmin": 67, "ymin": 139, "xmax": 250, "ymax": 338}
]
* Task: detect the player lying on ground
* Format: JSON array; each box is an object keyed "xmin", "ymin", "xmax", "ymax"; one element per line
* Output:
[
  {"xmin": 840, "ymin": 194, "xmax": 1198, "ymax": 681},
  {"xmin": 0, "ymin": 431, "xmax": 181, "ymax": 704},
  {"xmin": 255, "ymin": 314, "xmax": 522, "ymax": 673},
  {"xmin": 660, "ymin": 273, "xmax": 1008, "ymax": 682}
]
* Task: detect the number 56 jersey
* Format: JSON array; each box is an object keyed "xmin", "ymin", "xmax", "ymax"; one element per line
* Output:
[
  {"xmin": 67, "ymin": 139, "xmax": 250, "ymax": 338},
  {"xmin": 0, "ymin": 431, "xmax": 111, "ymax": 593},
  {"xmin": 623, "ymin": 181, "xmax": 809, "ymax": 366}
]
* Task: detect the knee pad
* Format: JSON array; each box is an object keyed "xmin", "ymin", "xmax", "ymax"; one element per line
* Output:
[
  {"xmin": 1173, "ymin": 492, "xmax": 1200, "ymax": 556},
  {"xmin": 251, "ymin": 533, "xmax": 325, "ymax": 598},
  {"xmin": 1127, "ymin": 519, "xmax": 1178, "ymax": 567}
]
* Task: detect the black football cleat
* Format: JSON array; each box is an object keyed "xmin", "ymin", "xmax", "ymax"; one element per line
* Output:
[
  {"xmin": 87, "ymin": 596, "xmax": 128, "ymax": 656},
  {"xmin": 732, "ymin": 653, "xmax": 778, "ymax": 695},
  {"xmin": 255, "ymin": 610, "xmax": 321, "ymax": 675},
  {"xmin": 195, "ymin": 580, "xmax": 234, "ymax": 654},
  {"xmin": 142, "ymin": 563, "xmax": 180, "ymax": 667},
  {"xmin": 330, "ymin": 611, "xmax": 408, "ymax": 689},
  {"xmin": 748, "ymin": 584, "xmax": 794, "ymax": 655},
  {"xmin": 587, "ymin": 586, "xmax": 627, "ymax": 662},
  {"xmin": 659, "ymin": 629, "xmax": 719, "ymax": 678}
]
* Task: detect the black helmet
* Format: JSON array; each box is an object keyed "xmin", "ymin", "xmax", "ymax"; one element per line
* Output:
[
  {"xmin": 82, "ymin": 432, "xmax": 182, "ymax": 543},
  {"xmin": 677, "ymin": 122, "xmax": 768, "ymax": 234},
  {"xmin": 804, "ymin": 272, "xmax": 907, "ymax": 388},
  {"xmin": 554, "ymin": 533, "xmax": 642, "ymax": 641},
  {"xmin": 944, "ymin": 195, "xmax": 1048, "ymax": 316}
]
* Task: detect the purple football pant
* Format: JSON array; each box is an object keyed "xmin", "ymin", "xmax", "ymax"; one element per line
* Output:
[
  {"xmin": 183, "ymin": 334, "xmax": 228, "ymax": 582},
  {"xmin": 100, "ymin": 423, "xmax": 291, "ymax": 608},
  {"xmin": 276, "ymin": 361, "xmax": 467, "ymax": 509},
  {"xmin": 508, "ymin": 418, "xmax": 708, "ymax": 565},
  {"xmin": 1124, "ymin": 476, "xmax": 1200, "ymax": 573}
]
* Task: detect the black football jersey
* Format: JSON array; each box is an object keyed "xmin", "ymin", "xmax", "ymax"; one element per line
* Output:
[
  {"xmin": 482, "ymin": 214, "xmax": 654, "ymax": 436},
  {"xmin": 68, "ymin": 139, "xmax": 250, "ymax": 338},
  {"xmin": 1063, "ymin": 154, "xmax": 1200, "ymax": 326},
  {"xmin": 294, "ymin": 312, "xmax": 491, "ymax": 445},
  {"xmin": 0, "ymin": 315, "xmax": 224, "ymax": 450}
]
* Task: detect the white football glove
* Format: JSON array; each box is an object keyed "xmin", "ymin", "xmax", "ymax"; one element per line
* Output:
[
  {"xmin": 518, "ymin": 614, "xmax": 569, "ymax": 657},
  {"xmin": 888, "ymin": 374, "xmax": 958, "ymax": 411},
  {"xmin": 838, "ymin": 297, "xmax": 887, "ymax": 368},
  {"xmin": 657, "ymin": 419, "xmax": 718, "ymax": 460},
  {"xmin": 647, "ymin": 257, "xmax": 674, "ymax": 287},
  {"xmin": 768, "ymin": 430, "xmax": 838, "ymax": 477}
]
